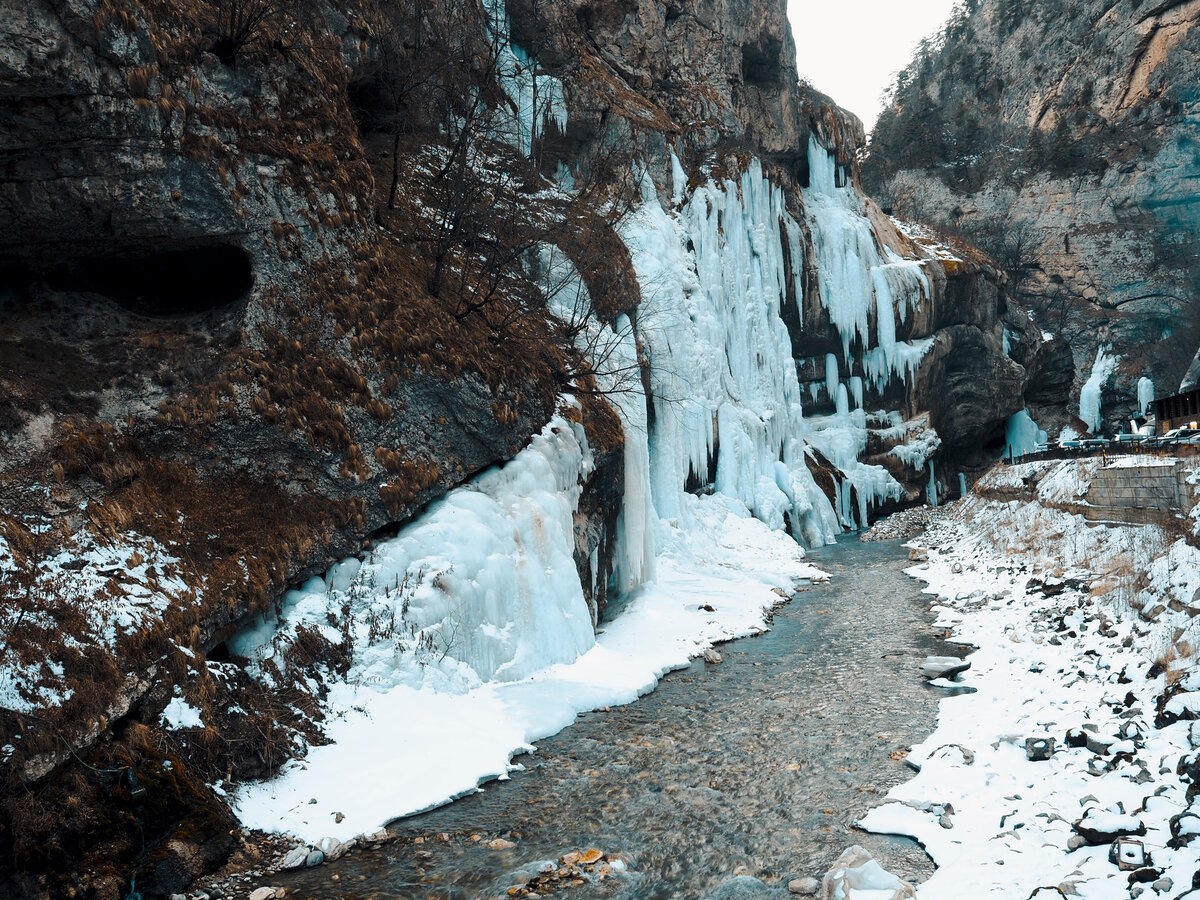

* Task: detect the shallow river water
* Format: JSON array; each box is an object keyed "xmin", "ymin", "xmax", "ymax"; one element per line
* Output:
[{"xmin": 271, "ymin": 539, "xmax": 954, "ymax": 898}]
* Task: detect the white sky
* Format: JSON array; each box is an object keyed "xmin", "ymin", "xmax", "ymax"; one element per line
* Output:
[{"xmin": 786, "ymin": 0, "xmax": 960, "ymax": 133}]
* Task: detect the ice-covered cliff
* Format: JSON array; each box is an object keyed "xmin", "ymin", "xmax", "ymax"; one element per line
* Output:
[{"xmin": 0, "ymin": 0, "xmax": 1044, "ymax": 891}]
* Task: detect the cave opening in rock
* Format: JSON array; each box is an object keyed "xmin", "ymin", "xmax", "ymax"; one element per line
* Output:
[
  {"xmin": 46, "ymin": 244, "xmax": 254, "ymax": 317},
  {"xmin": 741, "ymin": 39, "xmax": 782, "ymax": 87}
]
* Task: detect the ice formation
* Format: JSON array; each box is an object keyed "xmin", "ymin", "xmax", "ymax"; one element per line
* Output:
[
  {"xmin": 1079, "ymin": 346, "xmax": 1117, "ymax": 433},
  {"xmin": 482, "ymin": 0, "xmax": 567, "ymax": 156},
  {"xmin": 803, "ymin": 135, "xmax": 931, "ymax": 392},
  {"xmin": 619, "ymin": 161, "xmax": 840, "ymax": 546},
  {"xmin": 231, "ymin": 414, "xmax": 598, "ymax": 690},
  {"xmin": 230, "ymin": 138, "xmax": 953, "ymax": 840},
  {"xmin": 1004, "ymin": 409, "xmax": 1048, "ymax": 459},
  {"xmin": 1138, "ymin": 376, "xmax": 1155, "ymax": 416}
]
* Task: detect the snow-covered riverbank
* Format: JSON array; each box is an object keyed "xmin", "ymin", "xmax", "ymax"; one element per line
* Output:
[
  {"xmin": 860, "ymin": 461, "xmax": 1200, "ymax": 899},
  {"xmin": 232, "ymin": 475, "xmax": 826, "ymax": 844}
]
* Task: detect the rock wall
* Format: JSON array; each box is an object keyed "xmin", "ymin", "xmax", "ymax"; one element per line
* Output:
[
  {"xmin": 864, "ymin": 0, "xmax": 1200, "ymax": 434},
  {"xmin": 0, "ymin": 0, "xmax": 1061, "ymax": 892}
]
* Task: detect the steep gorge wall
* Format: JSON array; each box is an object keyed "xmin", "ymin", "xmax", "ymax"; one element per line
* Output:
[
  {"xmin": 864, "ymin": 0, "xmax": 1200, "ymax": 433},
  {"xmin": 0, "ymin": 0, "xmax": 1061, "ymax": 893}
]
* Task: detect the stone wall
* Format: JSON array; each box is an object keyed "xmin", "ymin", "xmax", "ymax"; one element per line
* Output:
[{"xmin": 1083, "ymin": 461, "xmax": 1196, "ymax": 525}]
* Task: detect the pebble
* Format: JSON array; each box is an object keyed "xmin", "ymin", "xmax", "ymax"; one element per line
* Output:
[
  {"xmin": 487, "ymin": 838, "xmax": 516, "ymax": 850},
  {"xmin": 787, "ymin": 876, "xmax": 819, "ymax": 894},
  {"xmin": 249, "ymin": 889, "xmax": 279, "ymax": 900}
]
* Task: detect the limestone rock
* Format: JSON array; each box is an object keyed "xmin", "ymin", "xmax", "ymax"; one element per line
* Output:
[{"xmin": 820, "ymin": 846, "xmax": 915, "ymax": 900}]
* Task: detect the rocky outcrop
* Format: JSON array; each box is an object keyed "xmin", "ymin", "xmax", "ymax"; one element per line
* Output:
[{"xmin": 864, "ymin": 0, "xmax": 1200, "ymax": 433}]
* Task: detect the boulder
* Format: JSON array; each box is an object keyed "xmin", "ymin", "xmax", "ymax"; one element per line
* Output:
[
  {"xmin": 820, "ymin": 846, "xmax": 915, "ymax": 900},
  {"xmin": 1073, "ymin": 809, "xmax": 1146, "ymax": 845}
]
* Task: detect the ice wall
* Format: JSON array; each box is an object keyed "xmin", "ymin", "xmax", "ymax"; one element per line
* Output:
[
  {"xmin": 1138, "ymin": 377, "xmax": 1155, "ymax": 416},
  {"xmin": 803, "ymin": 136, "xmax": 931, "ymax": 389},
  {"xmin": 232, "ymin": 415, "xmax": 598, "ymax": 690},
  {"xmin": 482, "ymin": 0, "xmax": 567, "ymax": 156},
  {"xmin": 1080, "ymin": 347, "xmax": 1117, "ymax": 433},
  {"xmin": 619, "ymin": 161, "xmax": 840, "ymax": 547},
  {"xmin": 1004, "ymin": 409, "xmax": 1048, "ymax": 459}
]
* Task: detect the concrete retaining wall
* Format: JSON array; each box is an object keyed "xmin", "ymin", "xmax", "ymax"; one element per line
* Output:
[{"xmin": 1083, "ymin": 461, "xmax": 1196, "ymax": 525}]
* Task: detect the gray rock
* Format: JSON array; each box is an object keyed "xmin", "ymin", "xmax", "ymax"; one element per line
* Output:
[
  {"xmin": 703, "ymin": 648, "xmax": 723, "ymax": 664},
  {"xmin": 1152, "ymin": 878, "xmax": 1172, "ymax": 892},
  {"xmin": 304, "ymin": 849, "xmax": 325, "ymax": 868},
  {"xmin": 1085, "ymin": 733, "xmax": 1116, "ymax": 755},
  {"xmin": 280, "ymin": 846, "xmax": 309, "ymax": 871},
  {"xmin": 1066, "ymin": 835, "xmax": 1088, "ymax": 851},
  {"xmin": 1026, "ymin": 737, "xmax": 1055, "ymax": 761},
  {"xmin": 788, "ymin": 877, "xmax": 819, "ymax": 895}
]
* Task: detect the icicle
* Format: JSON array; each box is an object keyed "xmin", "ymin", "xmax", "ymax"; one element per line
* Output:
[
  {"xmin": 958, "ymin": 472, "xmax": 967, "ymax": 497},
  {"xmin": 927, "ymin": 461, "xmax": 938, "ymax": 508},
  {"xmin": 825, "ymin": 353, "xmax": 839, "ymax": 400}
]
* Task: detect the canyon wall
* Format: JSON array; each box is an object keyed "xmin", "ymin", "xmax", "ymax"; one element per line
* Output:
[
  {"xmin": 0, "ymin": 0, "xmax": 1064, "ymax": 893},
  {"xmin": 865, "ymin": 0, "xmax": 1200, "ymax": 434}
]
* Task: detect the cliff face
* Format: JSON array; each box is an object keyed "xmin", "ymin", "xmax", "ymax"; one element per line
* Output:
[
  {"xmin": 864, "ymin": 0, "xmax": 1200, "ymax": 433},
  {"xmin": 0, "ymin": 0, "xmax": 1051, "ymax": 893}
]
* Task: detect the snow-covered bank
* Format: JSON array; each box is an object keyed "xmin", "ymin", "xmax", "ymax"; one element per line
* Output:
[
  {"xmin": 233, "ymin": 488, "xmax": 825, "ymax": 842},
  {"xmin": 859, "ymin": 462, "xmax": 1200, "ymax": 898}
]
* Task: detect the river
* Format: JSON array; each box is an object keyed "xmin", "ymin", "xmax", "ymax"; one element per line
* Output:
[{"xmin": 267, "ymin": 538, "xmax": 952, "ymax": 898}]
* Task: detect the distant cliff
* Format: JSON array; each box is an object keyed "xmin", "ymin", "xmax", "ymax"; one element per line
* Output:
[{"xmin": 864, "ymin": 0, "xmax": 1200, "ymax": 433}]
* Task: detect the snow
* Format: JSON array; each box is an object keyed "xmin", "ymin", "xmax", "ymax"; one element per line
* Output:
[
  {"xmin": 161, "ymin": 696, "xmax": 205, "ymax": 730},
  {"xmin": 232, "ymin": 491, "xmax": 825, "ymax": 842},
  {"xmin": 857, "ymin": 471, "xmax": 1200, "ymax": 898},
  {"xmin": 1138, "ymin": 376, "xmax": 1155, "ymax": 416},
  {"xmin": 1079, "ymin": 346, "xmax": 1117, "ymax": 433},
  {"xmin": 0, "ymin": 528, "xmax": 193, "ymax": 714}
]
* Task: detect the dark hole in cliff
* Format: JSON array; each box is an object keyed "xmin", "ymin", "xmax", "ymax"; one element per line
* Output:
[
  {"xmin": 741, "ymin": 38, "xmax": 782, "ymax": 87},
  {"xmin": 46, "ymin": 244, "xmax": 253, "ymax": 317}
]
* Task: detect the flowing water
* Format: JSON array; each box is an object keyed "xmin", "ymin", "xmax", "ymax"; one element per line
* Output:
[{"xmin": 270, "ymin": 539, "xmax": 953, "ymax": 898}]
